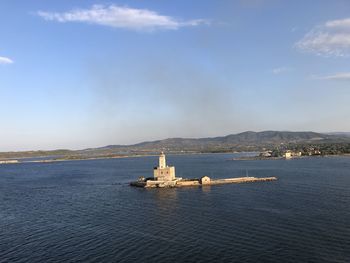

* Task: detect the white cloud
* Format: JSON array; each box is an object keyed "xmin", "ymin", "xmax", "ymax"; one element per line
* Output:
[
  {"xmin": 296, "ymin": 17, "xmax": 350, "ymax": 57},
  {"xmin": 325, "ymin": 18, "xmax": 350, "ymax": 29},
  {"xmin": 272, "ymin": 67, "xmax": 292, "ymax": 74},
  {"xmin": 37, "ymin": 4, "xmax": 209, "ymax": 31},
  {"xmin": 316, "ymin": 72, "xmax": 350, "ymax": 81},
  {"xmin": 0, "ymin": 56, "xmax": 14, "ymax": 64}
]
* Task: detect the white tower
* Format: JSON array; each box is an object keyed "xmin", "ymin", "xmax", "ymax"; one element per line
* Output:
[{"xmin": 159, "ymin": 152, "xmax": 166, "ymax": 168}]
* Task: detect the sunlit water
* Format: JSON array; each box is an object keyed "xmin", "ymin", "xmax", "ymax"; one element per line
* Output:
[{"xmin": 0, "ymin": 153, "xmax": 349, "ymax": 262}]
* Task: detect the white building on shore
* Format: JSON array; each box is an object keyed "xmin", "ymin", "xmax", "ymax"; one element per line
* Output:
[{"xmin": 0, "ymin": 160, "xmax": 19, "ymax": 164}]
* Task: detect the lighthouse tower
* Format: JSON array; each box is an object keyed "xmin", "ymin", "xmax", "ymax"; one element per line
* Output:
[
  {"xmin": 159, "ymin": 152, "xmax": 166, "ymax": 169},
  {"xmin": 153, "ymin": 152, "xmax": 176, "ymax": 181}
]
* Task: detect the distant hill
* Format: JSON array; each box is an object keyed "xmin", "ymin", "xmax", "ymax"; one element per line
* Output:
[
  {"xmin": 1, "ymin": 131, "xmax": 350, "ymax": 159},
  {"xmin": 77, "ymin": 131, "xmax": 349, "ymax": 155},
  {"xmin": 327, "ymin": 132, "xmax": 350, "ymax": 137}
]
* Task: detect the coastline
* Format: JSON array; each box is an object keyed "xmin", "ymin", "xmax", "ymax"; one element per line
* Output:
[
  {"xmin": 231, "ymin": 154, "xmax": 350, "ymax": 161},
  {"xmin": 1, "ymin": 152, "xmax": 350, "ymax": 165},
  {"xmin": 0, "ymin": 151, "xmax": 254, "ymax": 164}
]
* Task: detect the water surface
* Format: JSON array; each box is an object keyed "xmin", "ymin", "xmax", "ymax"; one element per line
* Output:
[{"xmin": 0, "ymin": 154, "xmax": 349, "ymax": 262}]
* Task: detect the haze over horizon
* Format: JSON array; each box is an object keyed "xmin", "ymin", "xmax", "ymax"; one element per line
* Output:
[{"xmin": 1, "ymin": 0, "xmax": 350, "ymax": 151}]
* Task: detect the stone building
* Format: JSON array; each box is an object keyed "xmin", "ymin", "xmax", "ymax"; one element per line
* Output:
[
  {"xmin": 153, "ymin": 152, "xmax": 176, "ymax": 181},
  {"xmin": 284, "ymin": 151, "xmax": 292, "ymax": 159},
  {"xmin": 200, "ymin": 176, "xmax": 211, "ymax": 185},
  {"xmin": 130, "ymin": 153, "xmax": 277, "ymax": 188}
]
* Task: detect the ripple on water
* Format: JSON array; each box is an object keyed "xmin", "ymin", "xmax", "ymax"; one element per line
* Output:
[{"xmin": 0, "ymin": 154, "xmax": 349, "ymax": 262}]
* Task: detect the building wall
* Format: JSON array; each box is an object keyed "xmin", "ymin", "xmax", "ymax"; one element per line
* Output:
[
  {"xmin": 285, "ymin": 152, "xmax": 292, "ymax": 159},
  {"xmin": 200, "ymin": 176, "xmax": 211, "ymax": 185},
  {"xmin": 0, "ymin": 160, "xmax": 19, "ymax": 164},
  {"xmin": 176, "ymin": 180, "xmax": 200, "ymax": 186},
  {"xmin": 154, "ymin": 166, "xmax": 175, "ymax": 181}
]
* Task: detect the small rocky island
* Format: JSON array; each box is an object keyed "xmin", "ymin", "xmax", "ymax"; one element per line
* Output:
[{"xmin": 130, "ymin": 153, "xmax": 277, "ymax": 188}]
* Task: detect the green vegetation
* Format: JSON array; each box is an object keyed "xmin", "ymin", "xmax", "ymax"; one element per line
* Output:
[{"xmin": 264, "ymin": 143, "xmax": 350, "ymax": 158}]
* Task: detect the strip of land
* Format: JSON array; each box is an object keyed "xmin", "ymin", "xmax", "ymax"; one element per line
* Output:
[
  {"xmin": 130, "ymin": 176, "xmax": 277, "ymax": 188},
  {"xmin": 1, "ymin": 131, "xmax": 350, "ymax": 164}
]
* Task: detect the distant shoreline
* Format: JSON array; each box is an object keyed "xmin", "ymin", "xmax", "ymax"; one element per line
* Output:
[
  {"xmin": 24, "ymin": 151, "xmax": 252, "ymax": 163},
  {"xmin": 1, "ymin": 151, "xmax": 350, "ymax": 165},
  {"xmin": 1, "ymin": 131, "xmax": 350, "ymax": 162},
  {"xmin": 0, "ymin": 152, "xmax": 230, "ymax": 164},
  {"xmin": 232, "ymin": 154, "xmax": 350, "ymax": 161}
]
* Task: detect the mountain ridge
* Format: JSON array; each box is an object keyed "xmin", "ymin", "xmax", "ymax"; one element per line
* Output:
[
  {"xmin": 1, "ymin": 131, "xmax": 350, "ymax": 159},
  {"xmin": 79, "ymin": 130, "xmax": 348, "ymax": 154}
]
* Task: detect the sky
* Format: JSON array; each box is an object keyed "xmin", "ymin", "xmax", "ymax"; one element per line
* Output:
[{"xmin": 1, "ymin": 0, "xmax": 350, "ymax": 151}]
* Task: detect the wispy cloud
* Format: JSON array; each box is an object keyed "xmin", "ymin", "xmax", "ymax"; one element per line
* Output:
[
  {"xmin": 37, "ymin": 4, "xmax": 209, "ymax": 31},
  {"xmin": 0, "ymin": 56, "xmax": 14, "ymax": 64},
  {"xmin": 315, "ymin": 72, "xmax": 350, "ymax": 81},
  {"xmin": 272, "ymin": 67, "xmax": 292, "ymax": 74},
  {"xmin": 296, "ymin": 17, "xmax": 350, "ymax": 57},
  {"xmin": 325, "ymin": 18, "xmax": 350, "ymax": 29}
]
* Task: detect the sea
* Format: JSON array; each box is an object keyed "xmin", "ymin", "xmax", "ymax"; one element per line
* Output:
[{"xmin": 0, "ymin": 153, "xmax": 349, "ymax": 262}]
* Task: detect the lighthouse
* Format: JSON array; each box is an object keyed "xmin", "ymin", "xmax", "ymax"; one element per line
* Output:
[
  {"xmin": 153, "ymin": 152, "xmax": 176, "ymax": 182},
  {"xmin": 159, "ymin": 152, "xmax": 166, "ymax": 169}
]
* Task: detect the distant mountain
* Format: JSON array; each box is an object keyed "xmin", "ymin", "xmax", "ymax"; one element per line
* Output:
[
  {"xmin": 326, "ymin": 132, "xmax": 350, "ymax": 137},
  {"xmin": 211, "ymin": 131, "xmax": 330, "ymax": 144},
  {"xmin": 129, "ymin": 131, "xmax": 340, "ymax": 147},
  {"xmin": 1, "ymin": 131, "xmax": 350, "ymax": 159},
  {"xmin": 78, "ymin": 131, "xmax": 349, "ymax": 155}
]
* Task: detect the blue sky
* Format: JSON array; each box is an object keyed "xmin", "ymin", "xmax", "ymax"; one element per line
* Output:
[{"xmin": 1, "ymin": 0, "xmax": 350, "ymax": 151}]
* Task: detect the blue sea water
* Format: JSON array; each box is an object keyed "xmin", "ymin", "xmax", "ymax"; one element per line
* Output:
[{"xmin": 0, "ymin": 153, "xmax": 349, "ymax": 262}]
